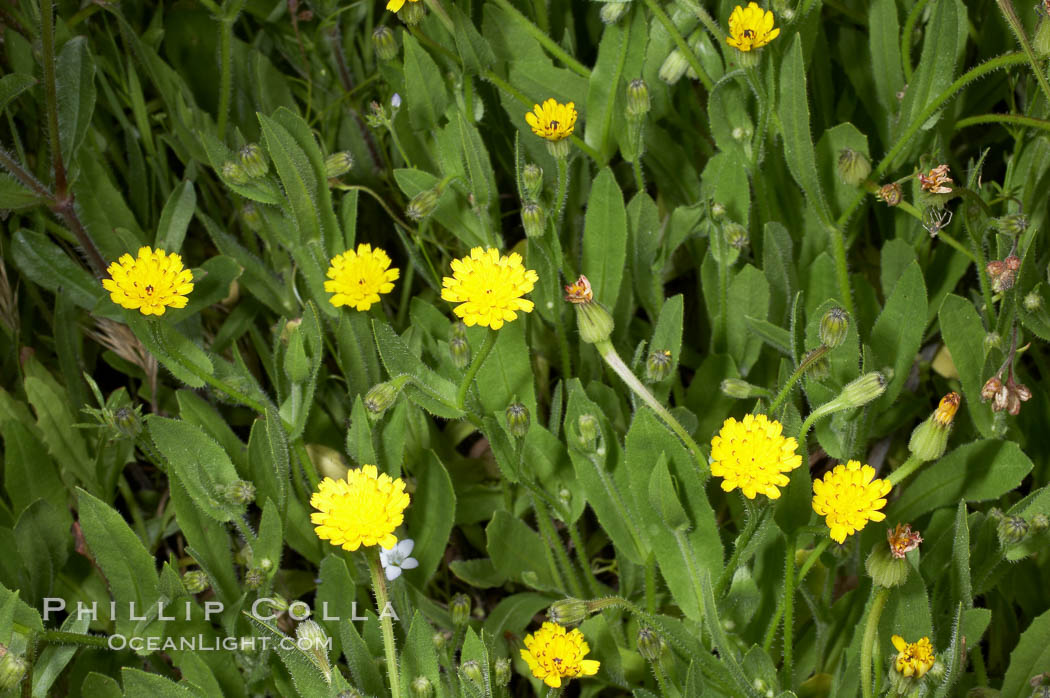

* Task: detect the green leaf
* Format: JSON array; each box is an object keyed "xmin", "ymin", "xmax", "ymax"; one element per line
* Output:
[
  {"xmin": 1, "ymin": 420, "xmax": 66, "ymax": 517},
  {"xmin": 12, "ymin": 229, "xmax": 106, "ymax": 312},
  {"xmin": 582, "ymin": 168, "xmax": 628, "ymax": 306},
  {"xmin": 890, "ymin": 440, "xmax": 1033, "ymax": 520},
  {"xmin": 778, "ymin": 34, "xmax": 832, "ymax": 224},
  {"xmin": 245, "ymin": 614, "xmax": 341, "ymax": 697},
  {"xmin": 939, "ymin": 294, "xmax": 994, "ymax": 437},
  {"xmin": 259, "ymin": 112, "xmax": 320, "ymax": 243},
  {"xmin": 372, "ymin": 320, "xmax": 463, "ymax": 419},
  {"xmin": 450, "ymin": 3, "xmax": 496, "ymax": 75},
  {"xmin": 148, "ymin": 416, "xmax": 242, "ymax": 523},
  {"xmin": 950, "ymin": 501, "xmax": 972, "ymax": 611},
  {"xmin": 584, "ymin": 18, "xmax": 636, "ymax": 163},
  {"xmin": 155, "ymin": 180, "xmax": 196, "ymax": 252},
  {"xmin": 56, "ymin": 37, "xmax": 97, "ymax": 166},
  {"xmin": 1001, "ymin": 608, "xmax": 1050, "ymax": 698},
  {"xmin": 22, "ymin": 362, "xmax": 95, "ymax": 490},
  {"xmin": 406, "ymin": 451, "xmax": 455, "ymax": 583},
  {"xmin": 456, "ymin": 110, "xmax": 496, "ymax": 219},
  {"xmin": 473, "ymin": 320, "xmax": 535, "ymax": 414},
  {"xmin": 486, "ymin": 510, "xmax": 558, "ymax": 589},
  {"xmin": 14, "ymin": 499, "xmax": 71, "ymax": 604},
  {"xmin": 869, "ymin": 260, "xmax": 927, "ymax": 409},
  {"xmin": 0, "ymin": 72, "xmax": 35, "ymax": 114},
  {"xmin": 168, "ymin": 478, "xmax": 239, "ymax": 605},
  {"xmin": 727, "ymin": 265, "xmax": 770, "ymax": 375},
  {"xmin": 401, "ymin": 610, "xmax": 444, "ymax": 696},
  {"xmin": 868, "ymin": 0, "xmax": 905, "ymax": 114},
  {"xmin": 33, "ymin": 613, "xmax": 89, "ymax": 697},
  {"xmin": 0, "ymin": 173, "xmax": 44, "ymax": 209},
  {"xmin": 402, "ymin": 33, "xmax": 449, "ymax": 131}
]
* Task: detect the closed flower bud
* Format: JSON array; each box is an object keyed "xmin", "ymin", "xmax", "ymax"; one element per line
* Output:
[
  {"xmin": 296, "ymin": 620, "xmax": 332, "ymax": 679},
  {"xmin": 837, "ymin": 371, "xmax": 888, "ymax": 408},
  {"xmin": 461, "ymin": 660, "xmax": 483, "ymax": 685},
  {"xmin": 114, "ymin": 407, "xmax": 142, "ymax": 439},
  {"xmin": 373, "ymin": 26, "xmax": 399, "ymax": 61},
  {"xmin": 406, "ymin": 186, "xmax": 442, "ymax": 221},
  {"xmin": 521, "ymin": 200, "xmax": 545, "ymax": 239},
  {"xmin": 998, "ymin": 515, "xmax": 1029, "ymax": 546},
  {"xmin": 241, "ymin": 203, "xmax": 263, "ymax": 231},
  {"xmin": 450, "ymin": 322, "xmax": 470, "ymax": 368},
  {"xmin": 225, "ymin": 479, "xmax": 256, "ymax": 506},
  {"xmin": 522, "ymin": 163, "xmax": 543, "ymax": 199},
  {"xmin": 577, "ymin": 414, "xmax": 600, "ymax": 450},
  {"xmin": 725, "ymin": 221, "xmax": 749, "ymax": 250},
  {"xmin": 572, "ymin": 299, "xmax": 615, "ymax": 345},
  {"xmin": 1024, "ymin": 292, "xmax": 1043, "ymax": 312},
  {"xmin": 506, "ymin": 402, "xmax": 530, "ymax": 438},
  {"xmin": 626, "ymin": 78, "xmax": 651, "ymax": 119},
  {"xmin": 182, "ymin": 569, "xmax": 210, "ymax": 594},
  {"xmin": 659, "ymin": 48, "xmax": 689, "ymax": 84},
  {"xmin": 221, "ymin": 160, "xmax": 250, "ymax": 186},
  {"xmin": 410, "ymin": 676, "xmax": 434, "ymax": 698},
  {"xmin": 450, "ymin": 593, "xmax": 471, "ymax": 628},
  {"xmin": 600, "ymin": 1, "xmax": 630, "ymax": 23},
  {"xmin": 494, "ymin": 658, "xmax": 511, "ymax": 686},
  {"xmin": 994, "ymin": 213, "xmax": 1028, "ymax": 236},
  {"xmin": 837, "ymin": 148, "xmax": 871, "ymax": 186},
  {"xmin": 325, "ymin": 151, "xmax": 354, "ymax": 179},
  {"xmin": 398, "ymin": 0, "xmax": 425, "ymax": 25},
  {"xmin": 878, "ymin": 182, "xmax": 902, "ymax": 207},
  {"xmin": 432, "ymin": 631, "xmax": 449, "ymax": 651},
  {"xmin": 365, "ymin": 381, "xmax": 401, "ymax": 415},
  {"xmin": 245, "ymin": 567, "xmax": 265, "ymax": 589},
  {"xmin": 720, "ymin": 378, "xmax": 759, "ymax": 399},
  {"xmin": 1030, "ymin": 513, "xmax": 1049, "ymax": 533},
  {"xmin": 637, "ymin": 627, "xmax": 663, "ymax": 663},
  {"xmin": 866, "ymin": 542, "xmax": 910, "ymax": 588},
  {"xmin": 819, "ymin": 307, "xmax": 849, "ymax": 348},
  {"xmin": 908, "ymin": 392, "xmax": 959, "ymax": 461},
  {"xmin": 0, "ymin": 646, "xmax": 27, "ymax": 692},
  {"xmin": 239, "ymin": 143, "xmax": 269, "ymax": 179},
  {"xmin": 985, "ymin": 332, "xmax": 1003, "ymax": 353},
  {"xmin": 548, "ymin": 598, "xmax": 590, "ymax": 626},
  {"xmin": 645, "ymin": 349, "xmax": 674, "ymax": 382}
]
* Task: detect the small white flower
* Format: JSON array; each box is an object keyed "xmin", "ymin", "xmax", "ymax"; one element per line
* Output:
[
  {"xmin": 379, "ymin": 538, "xmax": 418, "ymax": 580},
  {"xmin": 391, "ymin": 93, "xmax": 402, "ymax": 109}
]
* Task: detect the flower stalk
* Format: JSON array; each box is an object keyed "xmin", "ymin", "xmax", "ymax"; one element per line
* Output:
[
  {"xmin": 369, "ymin": 549, "xmax": 403, "ymax": 698},
  {"xmin": 861, "ymin": 588, "xmax": 891, "ymax": 698},
  {"xmin": 456, "ymin": 328, "xmax": 498, "ymax": 409}
]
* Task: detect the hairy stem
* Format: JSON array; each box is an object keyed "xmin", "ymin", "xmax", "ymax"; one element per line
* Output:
[
  {"xmin": 456, "ymin": 328, "xmax": 498, "ymax": 410},
  {"xmin": 861, "ymin": 588, "xmax": 891, "ymax": 698},
  {"xmin": 642, "ymin": 0, "xmax": 713, "ymax": 90},
  {"xmin": 369, "ymin": 550, "xmax": 403, "ymax": 698}
]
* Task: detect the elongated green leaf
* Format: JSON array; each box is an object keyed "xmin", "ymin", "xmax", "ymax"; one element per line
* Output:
[
  {"xmin": 259, "ymin": 112, "xmax": 320, "ymax": 243},
  {"xmin": 939, "ymin": 294, "xmax": 994, "ymax": 437},
  {"xmin": 148, "ymin": 416, "xmax": 242, "ymax": 522},
  {"xmin": 868, "ymin": 0, "xmax": 905, "ymax": 113},
  {"xmin": 582, "ymin": 168, "xmax": 628, "ymax": 306},
  {"xmin": 372, "ymin": 320, "xmax": 463, "ymax": 419},
  {"xmin": 486, "ymin": 511, "xmax": 558, "ymax": 590},
  {"xmin": 245, "ymin": 614, "xmax": 343, "ymax": 697},
  {"xmin": 0, "ymin": 72, "xmax": 35, "ymax": 114},
  {"xmin": 1001, "ymin": 608, "xmax": 1050, "ymax": 698},
  {"xmin": 0, "ymin": 173, "xmax": 43, "ymax": 209},
  {"xmin": 869, "ymin": 260, "xmax": 926, "ymax": 408},
  {"xmin": 951, "ymin": 501, "xmax": 972, "ymax": 610},
  {"xmin": 155, "ymin": 180, "xmax": 196, "ymax": 252},
  {"xmin": 2, "ymin": 420, "xmax": 65, "ymax": 516},
  {"xmin": 12, "ymin": 229, "xmax": 105, "ymax": 312},
  {"xmin": 56, "ymin": 37, "xmax": 97, "ymax": 165},
  {"xmin": 406, "ymin": 451, "xmax": 455, "ymax": 583},
  {"xmin": 778, "ymin": 35, "xmax": 831, "ymax": 224},
  {"xmin": 403, "ymin": 33, "xmax": 449, "ymax": 130}
]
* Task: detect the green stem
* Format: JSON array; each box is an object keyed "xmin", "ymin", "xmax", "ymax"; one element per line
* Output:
[
  {"xmin": 830, "ymin": 225, "xmax": 855, "ymax": 316},
  {"xmin": 368, "ymin": 550, "xmax": 403, "ymax": 698},
  {"xmin": 532, "ymin": 494, "xmax": 582, "ymax": 596},
  {"xmin": 532, "ymin": 0, "xmax": 550, "ymax": 34},
  {"xmin": 955, "ymin": 113, "xmax": 1050, "ymax": 134},
  {"xmin": 641, "ymin": 0, "xmax": 713, "ymax": 90},
  {"xmin": 995, "ymin": 0, "xmax": 1050, "ymax": 107},
  {"xmin": 217, "ymin": 16, "xmax": 235, "ymax": 137},
  {"xmin": 899, "ymin": 0, "xmax": 932, "ymax": 82},
  {"xmin": 544, "ymin": 688, "xmax": 564, "ymax": 698},
  {"xmin": 767, "ymin": 344, "xmax": 831, "ymax": 415},
  {"xmin": 632, "ymin": 156, "xmax": 645, "ymax": 193},
  {"xmin": 555, "ymin": 155, "xmax": 569, "ymax": 223},
  {"xmin": 594, "ymin": 339, "xmax": 708, "ymax": 479},
  {"xmin": 645, "ymin": 551, "xmax": 657, "ymax": 615},
  {"xmin": 782, "ymin": 534, "xmax": 797, "ymax": 687},
  {"xmin": 456, "ymin": 328, "xmax": 498, "ymax": 409},
  {"xmin": 886, "ymin": 453, "xmax": 924, "ymax": 486},
  {"xmin": 714, "ymin": 499, "xmax": 766, "ymax": 597},
  {"xmin": 861, "ymin": 588, "xmax": 891, "ymax": 698},
  {"xmin": 40, "ymin": 0, "xmax": 66, "ymax": 198},
  {"xmin": 12, "ymin": 622, "xmax": 112, "ymax": 649},
  {"xmin": 762, "ymin": 537, "xmax": 831, "ymax": 652},
  {"xmin": 293, "ymin": 439, "xmax": 321, "ymax": 491},
  {"xmin": 489, "ymin": 0, "xmax": 589, "ymax": 78},
  {"xmin": 422, "ymin": 0, "xmax": 455, "ymax": 33},
  {"xmin": 569, "ymin": 522, "xmax": 601, "ymax": 597}
]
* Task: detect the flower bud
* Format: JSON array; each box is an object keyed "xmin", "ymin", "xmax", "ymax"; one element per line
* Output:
[
  {"xmin": 1036, "ymin": 18, "xmax": 1050, "ymax": 57},
  {"xmin": 225, "ymin": 479, "xmax": 257, "ymax": 506},
  {"xmin": 866, "ymin": 544, "xmax": 910, "ymax": 588},
  {"xmin": 373, "ymin": 26, "xmax": 399, "ymax": 61},
  {"xmin": 245, "ymin": 567, "xmax": 265, "ymax": 589},
  {"xmin": 637, "ymin": 627, "xmax": 663, "ymax": 663},
  {"xmin": 114, "ymin": 406, "xmax": 142, "ymax": 439},
  {"xmin": 546, "ymin": 137, "xmax": 571, "ymax": 159},
  {"xmin": 432, "ymin": 631, "xmax": 449, "ymax": 651},
  {"xmin": 645, "ymin": 350, "xmax": 673, "ymax": 383},
  {"xmin": 998, "ymin": 515, "xmax": 1029, "ymax": 546},
  {"xmin": 461, "ymin": 660, "xmax": 483, "ymax": 685},
  {"xmin": 241, "ymin": 202, "xmax": 264, "ymax": 231},
  {"xmin": 837, "ymin": 148, "xmax": 871, "ymax": 186},
  {"xmin": 239, "ymin": 143, "xmax": 269, "ymax": 179},
  {"xmin": 600, "ymin": 1, "xmax": 630, "ymax": 24},
  {"xmin": 406, "ymin": 186, "xmax": 442, "ymax": 221},
  {"xmin": 296, "ymin": 620, "xmax": 332, "ymax": 679},
  {"xmin": 450, "ymin": 593, "xmax": 471, "ymax": 628},
  {"xmin": 993, "ymin": 213, "xmax": 1028, "ymax": 236},
  {"xmin": 1030, "ymin": 513, "xmax": 1049, "ymax": 533},
  {"xmin": 182, "ymin": 569, "xmax": 210, "ymax": 594},
  {"xmin": 410, "ymin": 676, "xmax": 434, "ymax": 698},
  {"xmin": 337, "ymin": 690, "xmax": 363, "ymax": 698},
  {"xmin": 521, "ymin": 200, "xmax": 545, "ymax": 239},
  {"xmin": 577, "ymin": 414, "xmax": 600, "ymax": 450},
  {"xmin": 878, "ymin": 182, "xmax": 902, "ymax": 207},
  {"xmin": 720, "ymin": 378, "xmax": 759, "ymax": 399},
  {"xmin": 659, "ymin": 48, "xmax": 689, "ymax": 84},
  {"xmin": 837, "ymin": 371, "xmax": 888, "ymax": 408},
  {"xmin": 566, "ymin": 276, "xmax": 614, "ymax": 344},
  {"xmin": 221, "ymin": 160, "xmax": 250, "ymax": 186},
  {"xmin": 725, "ymin": 221, "xmax": 749, "ymax": 250},
  {"xmin": 522, "ymin": 163, "xmax": 543, "ymax": 200},
  {"xmin": 548, "ymin": 598, "xmax": 590, "ymax": 626},
  {"xmin": 626, "ymin": 79, "xmax": 651, "ymax": 119},
  {"xmin": 1024, "ymin": 292, "xmax": 1043, "ymax": 312},
  {"xmin": 449, "ymin": 321, "xmax": 470, "ymax": 368},
  {"xmin": 494, "ymin": 658, "xmax": 511, "ymax": 686},
  {"xmin": 397, "ymin": 0, "xmax": 425, "ymax": 25},
  {"xmin": 0, "ymin": 646, "xmax": 27, "ymax": 692},
  {"xmin": 819, "ymin": 308, "xmax": 849, "ymax": 349},
  {"xmin": 908, "ymin": 392, "xmax": 959, "ymax": 461},
  {"xmin": 325, "ymin": 152, "xmax": 354, "ymax": 179},
  {"xmin": 506, "ymin": 402, "xmax": 530, "ymax": 438},
  {"xmin": 365, "ymin": 381, "xmax": 401, "ymax": 415}
]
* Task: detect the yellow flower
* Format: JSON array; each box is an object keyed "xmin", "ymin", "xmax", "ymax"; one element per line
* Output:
[
  {"xmin": 891, "ymin": 635, "xmax": 936, "ymax": 678},
  {"xmin": 520, "ymin": 622, "xmax": 600, "ymax": 688},
  {"xmin": 440, "ymin": 247, "xmax": 538, "ymax": 330},
  {"xmin": 726, "ymin": 3, "xmax": 780, "ymax": 52},
  {"xmin": 386, "ymin": 0, "xmax": 419, "ymax": 11},
  {"xmin": 324, "ymin": 244, "xmax": 400, "ymax": 311},
  {"xmin": 525, "ymin": 98, "xmax": 578, "ymax": 142},
  {"xmin": 812, "ymin": 461, "xmax": 892, "ymax": 543},
  {"xmin": 710, "ymin": 414, "xmax": 802, "ymax": 500},
  {"xmin": 310, "ymin": 465, "xmax": 410, "ymax": 551},
  {"xmin": 933, "ymin": 391, "xmax": 961, "ymax": 427},
  {"xmin": 102, "ymin": 246, "xmax": 194, "ymax": 316}
]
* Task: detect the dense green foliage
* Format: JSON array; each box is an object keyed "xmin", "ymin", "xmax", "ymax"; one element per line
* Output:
[{"xmin": 1, "ymin": 0, "xmax": 1050, "ymax": 695}]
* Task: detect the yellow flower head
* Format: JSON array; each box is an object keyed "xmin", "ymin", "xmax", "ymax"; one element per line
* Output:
[
  {"xmin": 710, "ymin": 414, "xmax": 802, "ymax": 500},
  {"xmin": 324, "ymin": 244, "xmax": 400, "ymax": 311},
  {"xmin": 933, "ymin": 391, "xmax": 961, "ymax": 427},
  {"xmin": 102, "ymin": 246, "xmax": 194, "ymax": 316},
  {"xmin": 812, "ymin": 460, "xmax": 892, "ymax": 543},
  {"xmin": 891, "ymin": 635, "xmax": 936, "ymax": 678},
  {"xmin": 386, "ymin": 0, "xmax": 419, "ymax": 11},
  {"xmin": 520, "ymin": 622, "xmax": 600, "ymax": 688},
  {"xmin": 525, "ymin": 99, "xmax": 578, "ymax": 142},
  {"xmin": 440, "ymin": 247, "xmax": 538, "ymax": 329},
  {"xmin": 310, "ymin": 465, "xmax": 410, "ymax": 551},
  {"xmin": 726, "ymin": 3, "xmax": 780, "ymax": 52}
]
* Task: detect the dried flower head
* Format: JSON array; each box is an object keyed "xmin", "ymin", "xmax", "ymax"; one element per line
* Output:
[
  {"xmin": 887, "ymin": 523, "xmax": 923, "ymax": 559},
  {"xmin": 918, "ymin": 164, "xmax": 953, "ymax": 194},
  {"xmin": 564, "ymin": 275, "xmax": 594, "ymax": 304},
  {"xmin": 878, "ymin": 182, "xmax": 903, "ymax": 206},
  {"xmin": 933, "ymin": 392, "xmax": 961, "ymax": 427}
]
